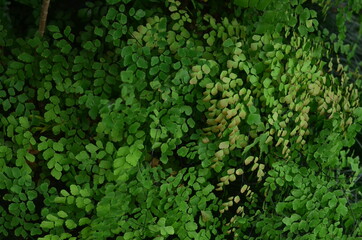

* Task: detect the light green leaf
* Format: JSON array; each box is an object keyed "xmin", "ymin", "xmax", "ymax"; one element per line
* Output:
[
  {"xmin": 40, "ymin": 221, "xmax": 54, "ymax": 229},
  {"xmin": 177, "ymin": 147, "xmax": 188, "ymax": 157},
  {"xmin": 282, "ymin": 214, "xmax": 301, "ymax": 226},
  {"xmin": 70, "ymin": 185, "xmax": 79, "ymax": 195},
  {"xmin": 164, "ymin": 226, "xmax": 174, "ymax": 235},
  {"xmin": 185, "ymin": 222, "xmax": 197, "ymax": 231},
  {"xmin": 223, "ymin": 38, "xmax": 234, "ymax": 48},
  {"xmin": 51, "ymin": 169, "xmax": 62, "ymax": 180},
  {"xmin": 298, "ymin": 25, "xmax": 308, "ymax": 36},
  {"xmin": 106, "ymin": 142, "xmax": 114, "ymax": 154},
  {"xmin": 151, "ymin": 56, "xmax": 159, "ymax": 66},
  {"xmin": 336, "ymin": 203, "xmax": 348, "ymax": 216},
  {"xmin": 43, "ymin": 148, "xmax": 55, "ymax": 160},
  {"xmin": 65, "ymin": 219, "xmax": 77, "ymax": 229},
  {"xmin": 125, "ymin": 148, "xmax": 142, "ymax": 166},
  {"xmin": 53, "ymin": 142, "xmax": 64, "ymax": 152},
  {"xmin": 247, "ymin": 113, "xmax": 261, "ymax": 125},
  {"xmin": 86, "ymin": 143, "xmax": 98, "ymax": 153},
  {"xmin": 76, "ymin": 151, "xmax": 89, "ymax": 161},
  {"xmin": 57, "ymin": 211, "xmax": 68, "ymax": 218},
  {"xmin": 117, "ymin": 146, "xmax": 129, "ymax": 156},
  {"xmin": 263, "ymin": 78, "xmax": 272, "ymax": 88},
  {"xmin": 184, "ymin": 106, "xmax": 192, "ymax": 116},
  {"xmin": 79, "ymin": 217, "xmax": 91, "ymax": 226}
]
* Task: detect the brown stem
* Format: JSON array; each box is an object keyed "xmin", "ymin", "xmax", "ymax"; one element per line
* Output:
[{"xmin": 38, "ymin": 0, "xmax": 51, "ymax": 37}]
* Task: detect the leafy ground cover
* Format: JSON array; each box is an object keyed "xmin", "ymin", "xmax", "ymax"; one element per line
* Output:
[{"xmin": 0, "ymin": 0, "xmax": 362, "ymax": 239}]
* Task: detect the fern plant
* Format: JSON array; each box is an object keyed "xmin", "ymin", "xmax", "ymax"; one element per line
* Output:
[{"xmin": 0, "ymin": 0, "xmax": 361, "ymax": 239}]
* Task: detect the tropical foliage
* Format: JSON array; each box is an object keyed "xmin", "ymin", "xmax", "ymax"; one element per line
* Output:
[{"xmin": 0, "ymin": 0, "xmax": 361, "ymax": 239}]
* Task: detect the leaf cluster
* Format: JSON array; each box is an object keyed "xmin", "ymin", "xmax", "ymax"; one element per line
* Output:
[{"xmin": 0, "ymin": 0, "xmax": 361, "ymax": 239}]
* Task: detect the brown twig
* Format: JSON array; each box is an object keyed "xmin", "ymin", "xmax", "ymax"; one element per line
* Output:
[{"xmin": 38, "ymin": 0, "xmax": 50, "ymax": 37}]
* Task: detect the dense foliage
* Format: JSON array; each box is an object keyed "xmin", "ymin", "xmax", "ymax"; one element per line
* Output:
[{"xmin": 0, "ymin": 0, "xmax": 362, "ymax": 239}]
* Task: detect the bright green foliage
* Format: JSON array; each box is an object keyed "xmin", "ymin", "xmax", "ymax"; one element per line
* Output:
[{"xmin": 0, "ymin": 0, "xmax": 361, "ymax": 239}]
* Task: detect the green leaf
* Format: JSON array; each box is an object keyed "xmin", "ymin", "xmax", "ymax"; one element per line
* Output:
[
  {"xmin": 183, "ymin": 106, "xmax": 192, "ymax": 116},
  {"xmin": 65, "ymin": 219, "xmax": 77, "ymax": 230},
  {"xmin": 83, "ymin": 41, "xmax": 95, "ymax": 51},
  {"xmin": 263, "ymin": 78, "xmax": 272, "ymax": 88},
  {"xmin": 40, "ymin": 221, "xmax": 54, "ymax": 229},
  {"xmin": 219, "ymin": 141, "xmax": 229, "ymax": 149},
  {"xmin": 161, "ymin": 143, "xmax": 168, "ymax": 153},
  {"xmin": 134, "ymin": 9, "xmax": 145, "ymax": 20},
  {"xmin": 76, "ymin": 151, "xmax": 89, "ymax": 161},
  {"xmin": 164, "ymin": 226, "xmax": 174, "ymax": 235},
  {"xmin": 202, "ymin": 184, "xmax": 214, "ymax": 195},
  {"xmin": 126, "ymin": 148, "xmax": 142, "ymax": 166},
  {"xmin": 53, "ymin": 32, "xmax": 62, "ymax": 39},
  {"xmin": 249, "ymin": 75, "xmax": 258, "ymax": 86},
  {"xmin": 353, "ymin": 107, "xmax": 362, "ymax": 120},
  {"xmin": 57, "ymin": 211, "xmax": 68, "ymax": 218},
  {"xmin": 185, "ymin": 222, "xmax": 197, "ymax": 231},
  {"xmin": 149, "ymin": 225, "xmax": 160, "ymax": 233},
  {"xmin": 150, "ymin": 80, "xmax": 161, "ymax": 89},
  {"xmin": 282, "ymin": 214, "xmax": 301, "ymax": 226},
  {"xmin": 223, "ymin": 38, "xmax": 234, "ymax": 48},
  {"xmin": 106, "ymin": 142, "xmax": 114, "ymax": 154},
  {"xmin": 201, "ymin": 210, "xmax": 213, "ymax": 222},
  {"xmin": 119, "ymin": 13, "xmax": 127, "ymax": 24},
  {"xmin": 129, "ymin": 122, "xmax": 140, "ymax": 134},
  {"xmin": 3, "ymin": 99, "xmax": 11, "ymax": 111},
  {"xmin": 187, "ymin": 118, "xmax": 195, "ymax": 128},
  {"xmin": 256, "ymin": 0, "xmax": 272, "ymax": 10},
  {"xmin": 242, "ymin": 136, "xmax": 260, "ymax": 155},
  {"xmin": 293, "ymin": 174, "xmax": 303, "ymax": 188},
  {"xmin": 298, "ymin": 25, "xmax": 308, "ymax": 36},
  {"xmin": 48, "ymin": 25, "xmax": 60, "ymax": 32},
  {"xmin": 43, "ymin": 148, "xmax": 55, "ymax": 160},
  {"xmin": 70, "ymin": 185, "xmax": 79, "ymax": 195},
  {"xmin": 53, "ymin": 142, "xmax": 64, "ymax": 152},
  {"xmin": 86, "ymin": 143, "xmax": 98, "ymax": 153},
  {"xmin": 158, "ymin": 218, "xmax": 166, "ymax": 226},
  {"xmin": 121, "ymin": 70, "xmax": 134, "ymax": 83},
  {"xmin": 106, "ymin": 7, "xmax": 117, "ymax": 20},
  {"xmin": 19, "ymin": 117, "xmax": 30, "ymax": 128},
  {"xmin": 137, "ymin": 57, "xmax": 148, "ymax": 69},
  {"xmin": 64, "ymin": 26, "xmax": 71, "ymax": 36},
  {"xmin": 247, "ymin": 113, "xmax": 261, "ymax": 125},
  {"xmin": 336, "ymin": 203, "xmax": 348, "ymax": 216},
  {"xmin": 18, "ymin": 52, "xmax": 34, "ymax": 63},
  {"xmin": 207, "ymin": 36, "xmax": 215, "ymax": 46},
  {"xmin": 121, "ymin": 46, "xmax": 133, "ymax": 58},
  {"xmin": 10, "ymin": 184, "xmax": 21, "ymax": 194},
  {"xmin": 151, "ymin": 56, "xmax": 159, "ymax": 66},
  {"xmin": 94, "ymin": 27, "xmax": 104, "ymax": 37},
  {"xmin": 234, "ymin": 0, "xmax": 249, "ymax": 8},
  {"xmin": 79, "ymin": 217, "xmax": 91, "ymax": 226},
  {"xmin": 27, "ymin": 190, "xmax": 38, "ymax": 200},
  {"xmin": 177, "ymin": 147, "xmax": 189, "ymax": 157},
  {"xmin": 51, "ymin": 169, "xmax": 62, "ymax": 180},
  {"xmin": 60, "ymin": 190, "xmax": 70, "ymax": 197}
]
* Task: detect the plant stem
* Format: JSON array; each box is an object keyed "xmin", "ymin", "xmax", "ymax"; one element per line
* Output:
[{"xmin": 38, "ymin": 0, "xmax": 50, "ymax": 37}]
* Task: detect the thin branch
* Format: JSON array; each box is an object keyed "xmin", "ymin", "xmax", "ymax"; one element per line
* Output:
[{"xmin": 38, "ymin": 0, "xmax": 51, "ymax": 37}]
